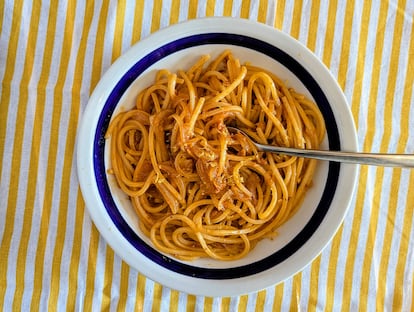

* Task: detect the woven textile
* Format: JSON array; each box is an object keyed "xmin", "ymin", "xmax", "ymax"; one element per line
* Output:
[{"xmin": 1, "ymin": 0, "xmax": 413, "ymax": 310}]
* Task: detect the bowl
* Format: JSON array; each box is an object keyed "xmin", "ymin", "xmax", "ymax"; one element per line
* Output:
[{"xmin": 76, "ymin": 17, "xmax": 358, "ymax": 297}]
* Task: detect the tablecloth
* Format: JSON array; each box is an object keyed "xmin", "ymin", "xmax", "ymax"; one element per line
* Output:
[{"xmin": 1, "ymin": 0, "xmax": 413, "ymax": 311}]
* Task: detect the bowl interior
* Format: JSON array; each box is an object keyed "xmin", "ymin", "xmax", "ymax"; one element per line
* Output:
[{"xmin": 103, "ymin": 44, "xmax": 334, "ymax": 269}]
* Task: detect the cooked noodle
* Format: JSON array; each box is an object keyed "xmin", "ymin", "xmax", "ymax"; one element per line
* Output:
[{"xmin": 105, "ymin": 51, "xmax": 326, "ymax": 261}]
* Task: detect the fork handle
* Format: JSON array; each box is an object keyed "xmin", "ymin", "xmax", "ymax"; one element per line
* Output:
[{"xmin": 256, "ymin": 144, "xmax": 414, "ymax": 168}]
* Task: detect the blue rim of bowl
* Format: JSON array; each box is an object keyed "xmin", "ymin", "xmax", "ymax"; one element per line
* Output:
[{"xmin": 93, "ymin": 33, "xmax": 341, "ymax": 279}]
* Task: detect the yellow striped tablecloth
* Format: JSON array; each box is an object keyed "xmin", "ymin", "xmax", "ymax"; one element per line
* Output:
[{"xmin": 1, "ymin": 0, "xmax": 413, "ymax": 310}]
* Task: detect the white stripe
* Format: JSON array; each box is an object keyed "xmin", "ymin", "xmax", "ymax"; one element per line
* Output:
[
  {"xmin": 282, "ymin": 1, "xmax": 294, "ymax": 34},
  {"xmin": 120, "ymin": 0, "xmax": 135, "ymax": 52},
  {"xmin": 327, "ymin": 0, "xmax": 347, "ymax": 78},
  {"xmin": 333, "ymin": 182, "xmax": 358, "ymax": 305},
  {"xmin": 342, "ymin": 2, "xmax": 364, "ymax": 106},
  {"xmin": 314, "ymin": 0, "xmax": 329, "ymax": 60},
  {"xmin": 245, "ymin": 292, "xmax": 258, "ymax": 311},
  {"xmin": 248, "ymin": 0, "xmax": 259, "ymax": 21},
  {"xmin": 92, "ymin": 237, "xmax": 109, "ymax": 310},
  {"xmin": 297, "ymin": 0, "xmax": 311, "ymax": 45},
  {"xmin": 355, "ymin": 0, "xmax": 380, "ymax": 152},
  {"xmin": 0, "ymin": 4, "xmax": 13, "ymax": 82},
  {"xmin": 109, "ymin": 255, "xmax": 122, "ymax": 311},
  {"xmin": 176, "ymin": 291, "xmax": 187, "ymax": 312},
  {"xmin": 280, "ymin": 278, "xmax": 293, "ymax": 309},
  {"xmin": 178, "ymin": 0, "xmax": 189, "ymax": 22},
  {"xmin": 265, "ymin": 0, "xmax": 276, "ymax": 26},
  {"xmin": 73, "ymin": 208, "xmax": 93, "ymax": 309},
  {"xmin": 215, "ymin": 0, "xmax": 224, "ymax": 17},
  {"xmin": 400, "ymin": 87, "xmax": 414, "ymax": 312},
  {"xmin": 385, "ymin": 171, "xmax": 411, "ymax": 310},
  {"xmin": 101, "ymin": 0, "xmax": 118, "ymax": 75},
  {"xmin": 316, "ymin": 242, "xmax": 331, "ymax": 309},
  {"xmin": 58, "ymin": 4, "xmax": 91, "ymax": 308},
  {"xmin": 141, "ymin": 0, "xmax": 154, "ymax": 39},
  {"xmin": 231, "ymin": 0, "xmax": 241, "ymax": 18},
  {"xmin": 142, "ymin": 278, "xmax": 154, "ymax": 311},
  {"xmin": 262, "ymin": 286, "xmax": 276, "ymax": 311},
  {"xmin": 57, "ymin": 54, "xmax": 89, "ymax": 309},
  {"xmin": 160, "ymin": 0, "xmax": 173, "ymax": 29},
  {"xmin": 3, "ymin": 0, "xmax": 38, "ymax": 308},
  {"xmin": 299, "ymin": 266, "xmax": 310, "ymax": 309},
  {"xmin": 159, "ymin": 286, "xmax": 171, "ymax": 311},
  {"xmin": 197, "ymin": 0, "xmax": 206, "ymax": 18}
]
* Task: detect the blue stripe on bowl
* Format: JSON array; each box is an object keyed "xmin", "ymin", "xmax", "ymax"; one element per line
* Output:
[{"xmin": 93, "ymin": 33, "xmax": 340, "ymax": 279}]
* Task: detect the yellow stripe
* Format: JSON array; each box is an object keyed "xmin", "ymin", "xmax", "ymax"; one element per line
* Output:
[
  {"xmin": 321, "ymin": 0, "xmax": 338, "ymax": 67},
  {"xmin": 375, "ymin": 0, "xmax": 407, "ymax": 309},
  {"xmin": 272, "ymin": 283, "xmax": 284, "ymax": 311},
  {"xmin": 151, "ymin": 0, "xmax": 163, "ymax": 33},
  {"xmin": 350, "ymin": 0, "xmax": 372, "ymax": 126},
  {"xmin": 135, "ymin": 273, "xmax": 147, "ymax": 311},
  {"xmin": 257, "ymin": 0, "xmax": 268, "ymax": 23},
  {"xmin": 83, "ymin": 1, "xmax": 109, "ymax": 310},
  {"xmin": 131, "ymin": 0, "xmax": 145, "ymax": 44},
  {"xmin": 255, "ymin": 289, "xmax": 267, "ymax": 311},
  {"xmin": 169, "ymin": 0, "xmax": 181, "ymax": 24},
  {"xmin": 151, "ymin": 282, "xmax": 163, "ymax": 311},
  {"xmin": 83, "ymin": 227, "xmax": 100, "ymax": 310},
  {"xmin": 204, "ymin": 296, "xmax": 213, "ymax": 311},
  {"xmin": 169, "ymin": 289, "xmax": 179, "ymax": 311},
  {"xmin": 356, "ymin": 0, "xmax": 392, "ymax": 310},
  {"xmin": 102, "ymin": 248, "xmax": 115, "ymax": 309},
  {"xmin": 237, "ymin": 294, "xmax": 248, "ymax": 312},
  {"xmin": 0, "ymin": 0, "xmax": 4, "ymax": 34},
  {"xmin": 223, "ymin": 0, "xmax": 233, "ymax": 17},
  {"xmin": 188, "ymin": 0, "xmax": 197, "ymax": 19},
  {"xmin": 116, "ymin": 262, "xmax": 130, "ymax": 311},
  {"xmin": 274, "ymin": 0, "xmax": 285, "ymax": 30},
  {"xmin": 337, "ymin": 0, "xmax": 356, "ymax": 89},
  {"xmin": 0, "ymin": 1, "xmax": 25, "ymax": 305},
  {"xmin": 240, "ymin": 0, "xmax": 251, "ymax": 19},
  {"xmin": 104, "ymin": 1, "xmax": 135, "ymax": 307},
  {"xmin": 66, "ymin": 193, "xmax": 86, "ymax": 311},
  {"xmin": 289, "ymin": 273, "xmax": 302, "ymax": 311},
  {"xmin": 304, "ymin": 1, "xmax": 323, "ymax": 305},
  {"xmin": 0, "ymin": 1, "xmax": 41, "ymax": 309},
  {"xmin": 306, "ymin": 0, "xmax": 320, "ymax": 51},
  {"xmin": 112, "ymin": 0, "xmax": 127, "ymax": 62},
  {"xmin": 12, "ymin": 0, "xmax": 57, "ymax": 309},
  {"xmin": 391, "ymin": 17, "xmax": 414, "ymax": 310},
  {"xmin": 186, "ymin": 294, "xmax": 196, "ymax": 311},
  {"xmin": 90, "ymin": 0, "xmax": 111, "ymax": 92},
  {"xmin": 318, "ymin": 1, "xmax": 354, "ymax": 308},
  {"xmin": 393, "ymin": 169, "xmax": 414, "ymax": 308},
  {"xmin": 342, "ymin": 1, "xmax": 390, "ymax": 310},
  {"xmin": 44, "ymin": 2, "xmax": 78, "ymax": 310},
  {"xmin": 290, "ymin": 0, "xmax": 303, "ymax": 39},
  {"xmin": 206, "ymin": 0, "xmax": 215, "ymax": 16},
  {"xmin": 307, "ymin": 255, "xmax": 321, "ymax": 311},
  {"xmin": 221, "ymin": 297, "xmax": 231, "ymax": 311},
  {"xmin": 64, "ymin": 1, "xmax": 96, "ymax": 309},
  {"xmin": 324, "ymin": 225, "xmax": 344, "ymax": 310},
  {"xmin": 407, "ymin": 273, "xmax": 414, "ymax": 309},
  {"xmin": 336, "ymin": 0, "xmax": 371, "ymax": 305}
]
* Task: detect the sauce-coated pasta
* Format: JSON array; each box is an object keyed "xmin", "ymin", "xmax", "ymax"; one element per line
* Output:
[{"xmin": 105, "ymin": 51, "xmax": 326, "ymax": 260}]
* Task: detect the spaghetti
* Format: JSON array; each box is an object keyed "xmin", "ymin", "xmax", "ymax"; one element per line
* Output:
[{"xmin": 105, "ymin": 51, "xmax": 326, "ymax": 261}]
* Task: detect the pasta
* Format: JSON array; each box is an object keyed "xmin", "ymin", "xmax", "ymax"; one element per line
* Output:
[{"xmin": 105, "ymin": 51, "xmax": 326, "ymax": 261}]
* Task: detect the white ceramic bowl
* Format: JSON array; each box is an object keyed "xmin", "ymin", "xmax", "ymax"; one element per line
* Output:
[{"xmin": 77, "ymin": 17, "xmax": 358, "ymax": 297}]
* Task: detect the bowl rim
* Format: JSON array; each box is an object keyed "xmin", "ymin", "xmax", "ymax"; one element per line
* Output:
[{"xmin": 76, "ymin": 17, "xmax": 358, "ymax": 296}]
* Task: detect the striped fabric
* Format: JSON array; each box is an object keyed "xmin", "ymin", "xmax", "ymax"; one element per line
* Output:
[{"xmin": 1, "ymin": 0, "xmax": 413, "ymax": 310}]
